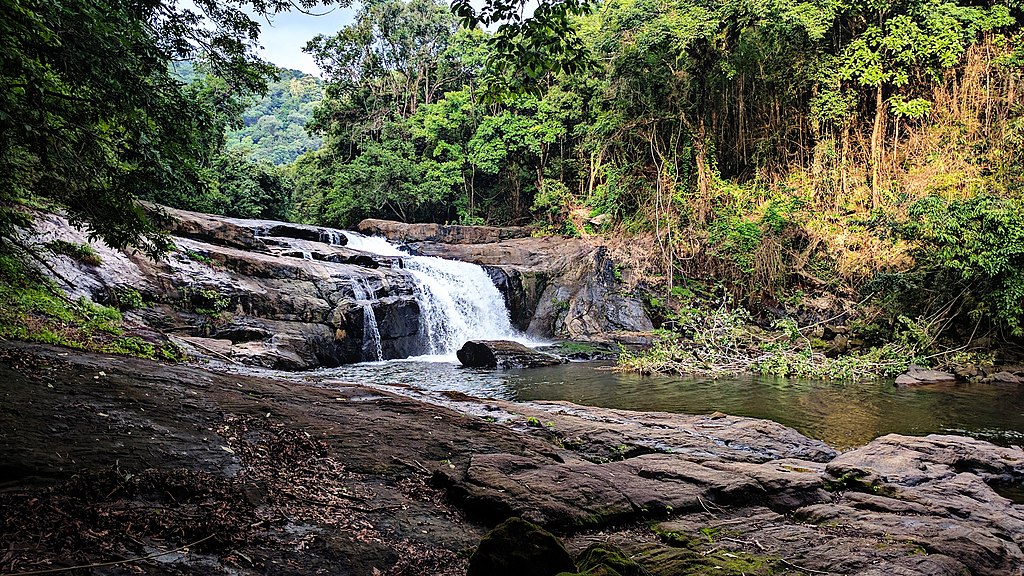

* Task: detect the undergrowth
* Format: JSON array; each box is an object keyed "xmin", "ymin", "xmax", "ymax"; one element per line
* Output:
[
  {"xmin": 617, "ymin": 298, "xmax": 991, "ymax": 380},
  {"xmin": 0, "ymin": 252, "xmax": 181, "ymax": 361}
]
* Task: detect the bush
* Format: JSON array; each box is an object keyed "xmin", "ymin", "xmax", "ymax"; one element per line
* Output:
[
  {"xmin": 900, "ymin": 194, "xmax": 1024, "ymax": 335},
  {"xmin": 45, "ymin": 240, "xmax": 101, "ymax": 266}
]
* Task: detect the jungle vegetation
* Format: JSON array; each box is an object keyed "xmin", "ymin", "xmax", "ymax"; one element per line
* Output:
[{"xmin": 2, "ymin": 0, "xmax": 1023, "ymax": 371}]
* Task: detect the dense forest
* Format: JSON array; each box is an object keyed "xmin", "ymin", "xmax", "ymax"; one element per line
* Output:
[{"xmin": 2, "ymin": 0, "xmax": 1023, "ymax": 375}]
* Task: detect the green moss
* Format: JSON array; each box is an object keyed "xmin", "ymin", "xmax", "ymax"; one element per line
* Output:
[
  {"xmin": 114, "ymin": 286, "xmax": 145, "ymax": 310},
  {"xmin": 45, "ymin": 240, "xmax": 102, "ymax": 266},
  {"xmin": 0, "ymin": 254, "xmax": 179, "ymax": 361},
  {"xmin": 103, "ymin": 336, "xmax": 156, "ymax": 359},
  {"xmin": 647, "ymin": 525, "xmax": 782, "ymax": 575}
]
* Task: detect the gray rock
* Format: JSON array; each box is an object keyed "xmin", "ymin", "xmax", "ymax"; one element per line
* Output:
[
  {"xmin": 986, "ymin": 371, "xmax": 1023, "ymax": 384},
  {"xmin": 895, "ymin": 364, "xmax": 958, "ymax": 386},
  {"xmin": 457, "ymin": 340, "xmax": 565, "ymax": 369}
]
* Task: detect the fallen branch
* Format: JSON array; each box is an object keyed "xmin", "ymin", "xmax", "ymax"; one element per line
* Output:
[{"xmin": 2, "ymin": 534, "xmax": 214, "ymax": 576}]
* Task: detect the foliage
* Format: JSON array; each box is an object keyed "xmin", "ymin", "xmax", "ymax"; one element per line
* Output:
[
  {"xmin": 228, "ymin": 69, "xmax": 324, "ymax": 165},
  {"xmin": 618, "ymin": 304, "xmax": 919, "ymax": 380},
  {"xmin": 896, "ymin": 195, "xmax": 1024, "ymax": 335},
  {"xmin": 0, "ymin": 0, "xmax": 289, "ymax": 255},
  {"xmin": 45, "ymin": 240, "xmax": 101, "ymax": 266},
  {"xmin": 0, "ymin": 254, "xmax": 176, "ymax": 360}
]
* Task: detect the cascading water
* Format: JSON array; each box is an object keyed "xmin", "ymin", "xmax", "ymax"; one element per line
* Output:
[
  {"xmin": 319, "ymin": 230, "xmax": 345, "ymax": 246},
  {"xmin": 349, "ymin": 276, "xmax": 383, "ymax": 362},
  {"xmin": 341, "ymin": 231, "xmax": 528, "ymax": 359}
]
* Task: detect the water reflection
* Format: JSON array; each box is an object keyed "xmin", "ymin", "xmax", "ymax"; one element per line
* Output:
[{"xmin": 321, "ymin": 360, "xmax": 1024, "ymax": 449}]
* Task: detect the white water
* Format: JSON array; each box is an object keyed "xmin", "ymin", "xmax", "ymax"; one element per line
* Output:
[
  {"xmin": 349, "ymin": 276, "xmax": 383, "ymax": 362},
  {"xmin": 342, "ymin": 231, "xmax": 538, "ymax": 361}
]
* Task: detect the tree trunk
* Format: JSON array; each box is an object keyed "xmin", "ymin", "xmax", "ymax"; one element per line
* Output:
[
  {"xmin": 694, "ymin": 122, "xmax": 711, "ymax": 224},
  {"xmin": 870, "ymin": 83, "xmax": 885, "ymax": 211}
]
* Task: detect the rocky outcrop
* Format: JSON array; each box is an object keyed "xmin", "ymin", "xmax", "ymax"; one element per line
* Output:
[
  {"xmin": 358, "ymin": 218, "xmax": 531, "ymax": 244},
  {"xmin": 29, "ymin": 209, "xmax": 424, "ymax": 369},
  {"xmin": 4, "ymin": 342, "xmax": 1024, "ymax": 576},
  {"xmin": 457, "ymin": 340, "xmax": 565, "ymax": 369},
  {"xmin": 359, "ymin": 221, "xmax": 654, "ymax": 342},
  {"xmin": 436, "ymin": 400, "xmax": 1024, "ymax": 576},
  {"xmin": 29, "ymin": 208, "xmax": 651, "ymax": 368}
]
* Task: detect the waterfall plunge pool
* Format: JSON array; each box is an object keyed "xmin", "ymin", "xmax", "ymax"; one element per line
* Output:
[
  {"xmin": 324, "ymin": 230, "xmax": 1024, "ymax": 449},
  {"xmin": 320, "ymin": 359, "xmax": 1024, "ymax": 450}
]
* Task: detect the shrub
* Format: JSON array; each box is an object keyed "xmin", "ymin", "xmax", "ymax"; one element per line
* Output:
[{"xmin": 46, "ymin": 240, "xmax": 101, "ymax": 266}]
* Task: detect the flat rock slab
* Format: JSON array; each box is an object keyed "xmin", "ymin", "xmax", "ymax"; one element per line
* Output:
[
  {"xmin": 3, "ymin": 342, "xmax": 1024, "ymax": 576},
  {"xmin": 457, "ymin": 340, "xmax": 565, "ymax": 369}
]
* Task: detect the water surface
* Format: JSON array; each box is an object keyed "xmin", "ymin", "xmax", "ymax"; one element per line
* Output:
[{"xmin": 323, "ymin": 360, "xmax": 1024, "ymax": 449}]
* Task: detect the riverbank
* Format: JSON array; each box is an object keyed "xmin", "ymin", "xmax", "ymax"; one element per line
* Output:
[{"xmin": 2, "ymin": 342, "xmax": 1022, "ymax": 575}]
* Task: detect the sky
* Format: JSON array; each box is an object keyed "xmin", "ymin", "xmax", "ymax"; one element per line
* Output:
[{"xmin": 252, "ymin": 7, "xmax": 356, "ymax": 75}]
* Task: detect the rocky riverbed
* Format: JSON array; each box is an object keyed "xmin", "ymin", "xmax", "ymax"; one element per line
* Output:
[
  {"xmin": 24, "ymin": 206, "xmax": 652, "ymax": 371},
  {"xmin": 2, "ymin": 342, "xmax": 1022, "ymax": 575}
]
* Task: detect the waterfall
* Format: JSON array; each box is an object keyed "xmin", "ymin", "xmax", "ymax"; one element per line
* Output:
[
  {"xmin": 349, "ymin": 276, "xmax": 383, "ymax": 362},
  {"xmin": 319, "ymin": 230, "xmax": 345, "ymax": 246},
  {"xmin": 342, "ymin": 231, "xmax": 526, "ymax": 358}
]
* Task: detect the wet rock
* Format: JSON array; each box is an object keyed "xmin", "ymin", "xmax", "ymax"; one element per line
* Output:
[
  {"xmin": 894, "ymin": 364, "xmax": 958, "ymax": 386},
  {"xmin": 457, "ymin": 340, "xmax": 565, "ymax": 369},
  {"xmin": 467, "ymin": 517, "xmax": 576, "ymax": 576},
  {"xmin": 370, "ymin": 223, "xmax": 654, "ymax": 340},
  {"xmin": 259, "ymin": 223, "xmax": 347, "ymax": 245}
]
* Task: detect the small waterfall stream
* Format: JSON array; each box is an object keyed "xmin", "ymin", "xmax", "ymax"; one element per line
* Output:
[
  {"xmin": 341, "ymin": 231, "xmax": 526, "ymax": 359},
  {"xmin": 349, "ymin": 276, "xmax": 384, "ymax": 362}
]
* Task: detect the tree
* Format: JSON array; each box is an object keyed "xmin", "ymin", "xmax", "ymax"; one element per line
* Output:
[{"xmin": 0, "ymin": 0, "xmax": 291, "ymax": 255}]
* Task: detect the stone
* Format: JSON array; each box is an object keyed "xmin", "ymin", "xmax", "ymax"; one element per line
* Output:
[
  {"xmin": 358, "ymin": 218, "xmax": 532, "ymax": 244},
  {"xmin": 985, "ymin": 371, "xmax": 1022, "ymax": 384},
  {"xmin": 467, "ymin": 517, "xmax": 576, "ymax": 576},
  {"xmin": 457, "ymin": 340, "xmax": 565, "ymax": 369},
  {"xmin": 568, "ymin": 542, "xmax": 645, "ymax": 576},
  {"xmin": 894, "ymin": 364, "xmax": 958, "ymax": 386}
]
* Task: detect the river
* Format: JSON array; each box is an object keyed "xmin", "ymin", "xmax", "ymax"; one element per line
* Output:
[{"xmin": 322, "ymin": 359, "xmax": 1024, "ymax": 450}]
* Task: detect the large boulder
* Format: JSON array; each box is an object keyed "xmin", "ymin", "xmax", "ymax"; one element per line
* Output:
[
  {"xmin": 895, "ymin": 364, "xmax": 957, "ymax": 386},
  {"xmin": 358, "ymin": 218, "xmax": 532, "ymax": 244},
  {"xmin": 457, "ymin": 340, "xmax": 565, "ymax": 369}
]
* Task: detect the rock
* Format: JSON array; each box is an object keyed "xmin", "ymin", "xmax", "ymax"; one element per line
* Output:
[
  {"xmin": 30, "ymin": 209, "xmax": 429, "ymax": 369},
  {"xmin": 985, "ymin": 371, "xmax": 1023, "ymax": 384},
  {"xmin": 143, "ymin": 203, "xmax": 266, "ymax": 251},
  {"xmin": 467, "ymin": 517, "xmax": 576, "ymax": 576},
  {"xmin": 895, "ymin": 364, "xmax": 958, "ymax": 386},
  {"xmin": 953, "ymin": 363, "xmax": 983, "ymax": 380},
  {"xmin": 358, "ymin": 218, "xmax": 532, "ymax": 244},
  {"xmin": 567, "ymin": 542, "xmax": 645, "ymax": 576},
  {"xmin": 369, "ymin": 224, "xmax": 655, "ymax": 340},
  {"xmin": 457, "ymin": 340, "xmax": 565, "ymax": 369}
]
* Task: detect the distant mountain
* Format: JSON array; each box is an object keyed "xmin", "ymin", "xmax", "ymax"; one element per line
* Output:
[
  {"xmin": 227, "ymin": 69, "xmax": 324, "ymax": 165},
  {"xmin": 171, "ymin": 62, "xmax": 324, "ymax": 166}
]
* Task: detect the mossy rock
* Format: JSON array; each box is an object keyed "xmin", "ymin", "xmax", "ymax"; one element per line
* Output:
[
  {"xmin": 555, "ymin": 542, "xmax": 649, "ymax": 576},
  {"xmin": 467, "ymin": 517, "xmax": 576, "ymax": 576}
]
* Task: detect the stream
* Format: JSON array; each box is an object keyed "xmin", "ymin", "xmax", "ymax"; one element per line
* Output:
[{"xmin": 323, "ymin": 359, "xmax": 1024, "ymax": 450}]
